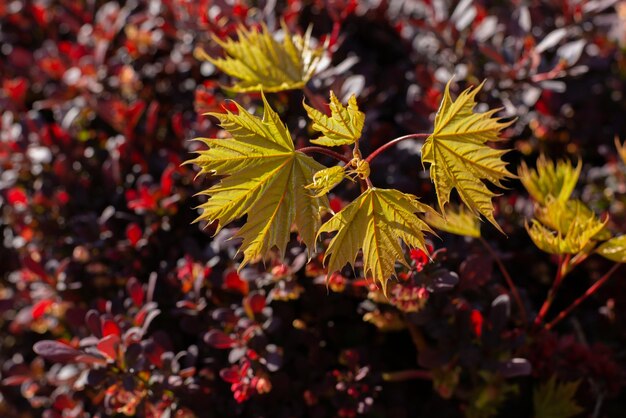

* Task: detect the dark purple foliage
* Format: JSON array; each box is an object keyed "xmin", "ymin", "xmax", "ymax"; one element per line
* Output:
[{"xmin": 1, "ymin": 0, "xmax": 626, "ymax": 417}]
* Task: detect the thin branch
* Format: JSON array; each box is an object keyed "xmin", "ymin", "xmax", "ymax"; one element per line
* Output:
[
  {"xmin": 298, "ymin": 146, "xmax": 351, "ymax": 164},
  {"xmin": 546, "ymin": 264, "xmax": 621, "ymax": 330},
  {"xmin": 405, "ymin": 316, "xmax": 427, "ymax": 351},
  {"xmin": 479, "ymin": 237, "xmax": 528, "ymax": 324},
  {"xmin": 365, "ymin": 133, "xmax": 431, "ymax": 164},
  {"xmin": 533, "ymin": 254, "xmax": 571, "ymax": 328},
  {"xmin": 382, "ymin": 369, "xmax": 432, "ymax": 382}
]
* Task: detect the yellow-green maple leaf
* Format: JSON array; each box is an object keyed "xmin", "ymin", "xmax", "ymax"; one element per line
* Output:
[
  {"xmin": 526, "ymin": 213, "xmax": 607, "ymax": 255},
  {"xmin": 195, "ymin": 22, "xmax": 325, "ymax": 93},
  {"xmin": 534, "ymin": 198, "xmax": 610, "ymax": 241},
  {"xmin": 424, "ymin": 205, "xmax": 481, "ymax": 238},
  {"xmin": 317, "ymin": 188, "xmax": 434, "ymax": 294},
  {"xmin": 305, "ymin": 166, "xmax": 347, "ymax": 197},
  {"xmin": 518, "ymin": 155, "xmax": 581, "ymax": 205},
  {"xmin": 421, "ymin": 80, "xmax": 514, "ymax": 232},
  {"xmin": 187, "ymin": 94, "xmax": 328, "ymax": 266},
  {"xmin": 533, "ymin": 376, "xmax": 583, "ymax": 418},
  {"xmin": 597, "ymin": 235, "xmax": 626, "ymax": 263},
  {"xmin": 304, "ymin": 91, "xmax": 365, "ymax": 146}
]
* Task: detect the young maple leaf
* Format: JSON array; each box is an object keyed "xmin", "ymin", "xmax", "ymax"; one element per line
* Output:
[
  {"xmin": 304, "ymin": 91, "xmax": 365, "ymax": 147},
  {"xmin": 518, "ymin": 155, "xmax": 581, "ymax": 205},
  {"xmin": 421, "ymin": 80, "xmax": 514, "ymax": 232},
  {"xmin": 533, "ymin": 376, "xmax": 584, "ymax": 418},
  {"xmin": 526, "ymin": 207, "xmax": 607, "ymax": 255},
  {"xmin": 186, "ymin": 94, "xmax": 328, "ymax": 266},
  {"xmin": 317, "ymin": 188, "xmax": 434, "ymax": 294},
  {"xmin": 596, "ymin": 235, "xmax": 626, "ymax": 263},
  {"xmin": 195, "ymin": 22, "xmax": 325, "ymax": 93},
  {"xmin": 534, "ymin": 198, "xmax": 609, "ymax": 241},
  {"xmin": 305, "ymin": 166, "xmax": 347, "ymax": 197}
]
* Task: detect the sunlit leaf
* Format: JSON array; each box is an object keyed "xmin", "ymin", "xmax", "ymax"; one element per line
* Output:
[
  {"xmin": 318, "ymin": 188, "xmax": 434, "ymax": 294},
  {"xmin": 518, "ymin": 155, "xmax": 581, "ymax": 204},
  {"xmin": 186, "ymin": 94, "xmax": 328, "ymax": 266},
  {"xmin": 535, "ymin": 198, "xmax": 610, "ymax": 241},
  {"xmin": 304, "ymin": 91, "xmax": 365, "ymax": 146},
  {"xmin": 195, "ymin": 22, "xmax": 325, "ymax": 93},
  {"xmin": 424, "ymin": 205, "xmax": 481, "ymax": 238},
  {"xmin": 526, "ymin": 211, "xmax": 607, "ymax": 255},
  {"xmin": 597, "ymin": 235, "xmax": 626, "ymax": 263},
  {"xmin": 305, "ymin": 166, "xmax": 347, "ymax": 197},
  {"xmin": 421, "ymin": 80, "xmax": 514, "ymax": 232},
  {"xmin": 533, "ymin": 376, "xmax": 584, "ymax": 418}
]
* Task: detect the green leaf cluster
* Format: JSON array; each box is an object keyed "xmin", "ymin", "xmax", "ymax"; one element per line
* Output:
[
  {"xmin": 188, "ymin": 25, "xmax": 516, "ymax": 293},
  {"xmin": 519, "ymin": 156, "xmax": 626, "ymax": 262},
  {"xmin": 195, "ymin": 22, "xmax": 325, "ymax": 93},
  {"xmin": 188, "ymin": 80, "xmax": 510, "ymax": 291}
]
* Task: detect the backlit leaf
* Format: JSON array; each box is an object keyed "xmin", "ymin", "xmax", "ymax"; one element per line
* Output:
[
  {"xmin": 422, "ymin": 80, "xmax": 514, "ymax": 232},
  {"xmin": 195, "ymin": 22, "xmax": 325, "ymax": 93},
  {"xmin": 533, "ymin": 376, "xmax": 583, "ymax": 418},
  {"xmin": 187, "ymin": 94, "xmax": 328, "ymax": 266},
  {"xmin": 518, "ymin": 155, "xmax": 581, "ymax": 204},
  {"xmin": 526, "ymin": 210, "xmax": 607, "ymax": 255},
  {"xmin": 424, "ymin": 205, "xmax": 481, "ymax": 238},
  {"xmin": 535, "ymin": 198, "xmax": 610, "ymax": 241},
  {"xmin": 305, "ymin": 166, "xmax": 347, "ymax": 197},
  {"xmin": 597, "ymin": 235, "xmax": 626, "ymax": 263},
  {"xmin": 304, "ymin": 91, "xmax": 365, "ymax": 146},
  {"xmin": 318, "ymin": 188, "xmax": 434, "ymax": 294}
]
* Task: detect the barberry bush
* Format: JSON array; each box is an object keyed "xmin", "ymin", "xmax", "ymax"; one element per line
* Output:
[{"xmin": 1, "ymin": 1, "xmax": 626, "ymax": 417}]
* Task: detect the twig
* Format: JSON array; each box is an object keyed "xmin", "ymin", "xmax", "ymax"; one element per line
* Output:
[
  {"xmin": 382, "ymin": 369, "xmax": 432, "ymax": 382},
  {"xmin": 479, "ymin": 237, "xmax": 528, "ymax": 324},
  {"xmin": 298, "ymin": 146, "xmax": 351, "ymax": 164},
  {"xmin": 533, "ymin": 254, "xmax": 571, "ymax": 328},
  {"xmin": 365, "ymin": 133, "xmax": 430, "ymax": 164},
  {"xmin": 546, "ymin": 264, "xmax": 621, "ymax": 330}
]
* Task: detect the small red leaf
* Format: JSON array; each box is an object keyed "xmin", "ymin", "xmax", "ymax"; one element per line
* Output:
[
  {"xmin": 101, "ymin": 319, "xmax": 121, "ymax": 337},
  {"xmin": 470, "ymin": 309, "xmax": 483, "ymax": 337},
  {"xmin": 96, "ymin": 334, "xmax": 120, "ymax": 360},
  {"xmin": 223, "ymin": 271, "xmax": 248, "ymax": 295},
  {"xmin": 126, "ymin": 277, "xmax": 144, "ymax": 307},
  {"xmin": 160, "ymin": 165, "xmax": 176, "ymax": 196},
  {"xmin": 7, "ymin": 187, "xmax": 27, "ymax": 206},
  {"xmin": 243, "ymin": 293, "xmax": 266, "ymax": 317},
  {"xmin": 32, "ymin": 299, "xmax": 54, "ymax": 320},
  {"xmin": 220, "ymin": 366, "xmax": 241, "ymax": 383},
  {"xmin": 145, "ymin": 101, "xmax": 159, "ymax": 136},
  {"xmin": 33, "ymin": 340, "xmax": 81, "ymax": 362},
  {"xmin": 204, "ymin": 330, "xmax": 236, "ymax": 349},
  {"xmin": 126, "ymin": 223, "xmax": 142, "ymax": 246}
]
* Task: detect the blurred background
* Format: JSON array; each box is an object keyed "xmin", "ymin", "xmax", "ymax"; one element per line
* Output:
[{"xmin": 1, "ymin": 1, "xmax": 626, "ymax": 417}]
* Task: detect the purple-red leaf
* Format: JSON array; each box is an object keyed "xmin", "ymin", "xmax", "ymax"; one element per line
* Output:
[{"xmin": 204, "ymin": 330, "xmax": 236, "ymax": 349}]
